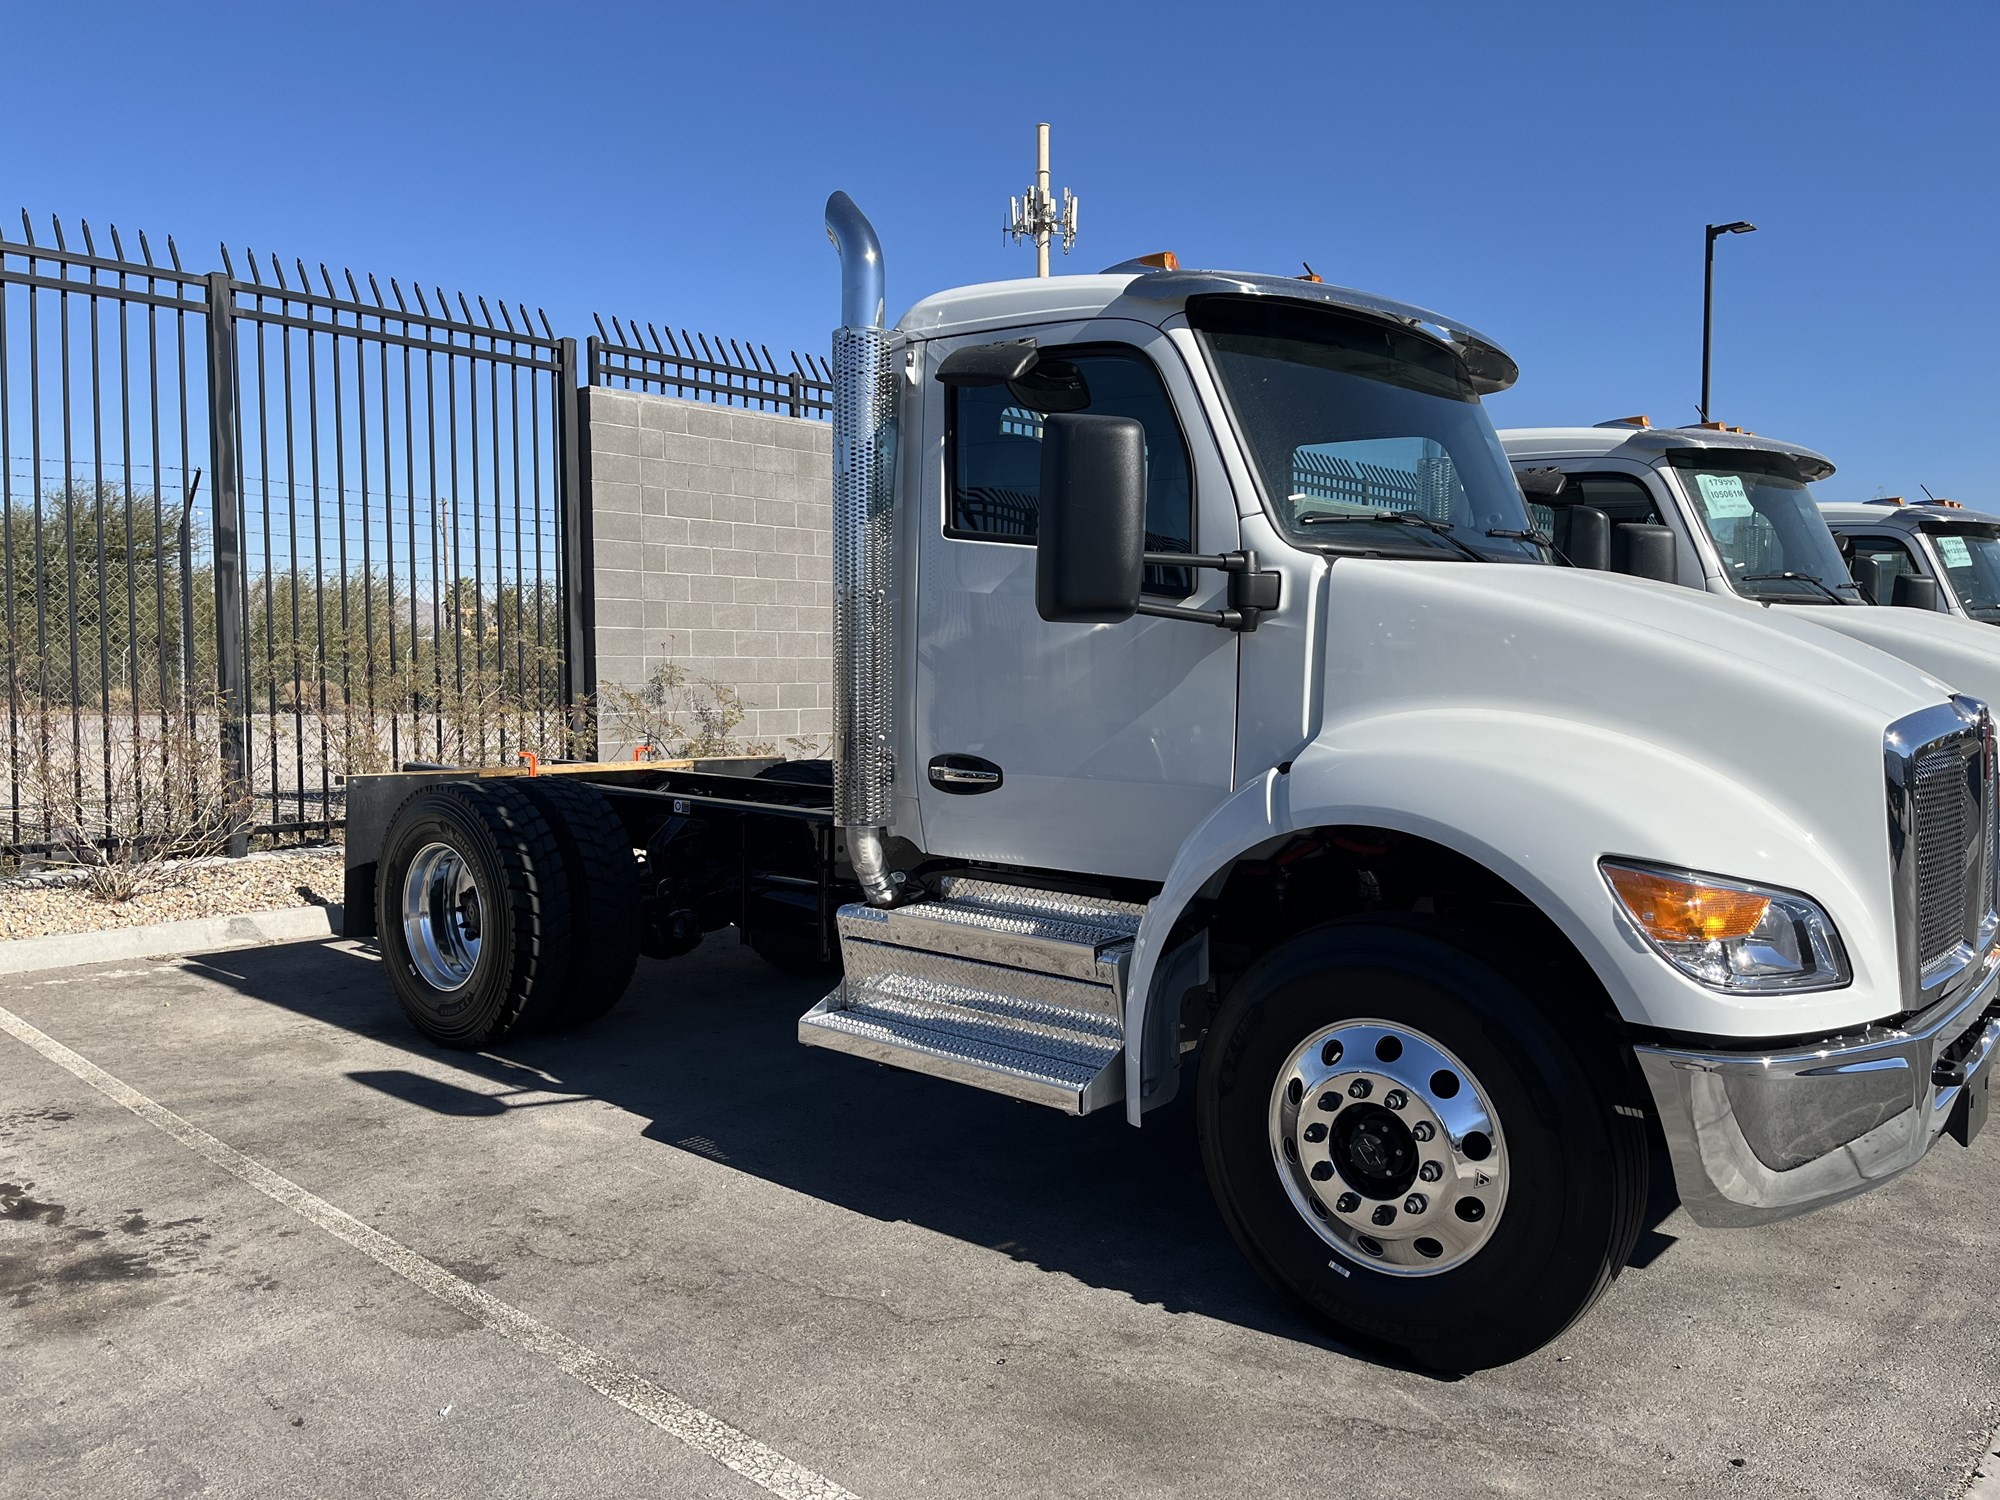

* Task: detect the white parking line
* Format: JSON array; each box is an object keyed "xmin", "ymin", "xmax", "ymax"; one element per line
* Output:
[{"xmin": 0, "ymin": 1001, "xmax": 859, "ymax": 1500}]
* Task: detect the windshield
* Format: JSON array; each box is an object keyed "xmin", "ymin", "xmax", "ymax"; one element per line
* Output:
[
  {"xmin": 1190, "ymin": 298, "xmax": 1543, "ymax": 562},
  {"xmin": 1927, "ymin": 527, "xmax": 2000, "ymax": 621},
  {"xmin": 1667, "ymin": 453, "xmax": 1859, "ymax": 604}
]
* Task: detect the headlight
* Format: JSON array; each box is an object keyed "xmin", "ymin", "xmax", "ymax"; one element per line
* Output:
[{"xmin": 1601, "ymin": 860, "xmax": 1851, "ymax": 993}]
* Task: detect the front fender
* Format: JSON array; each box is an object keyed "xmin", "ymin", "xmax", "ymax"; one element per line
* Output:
[{"xmin": 1124, "ymin": 708, "xmax": 1898, "ymax": 1124}]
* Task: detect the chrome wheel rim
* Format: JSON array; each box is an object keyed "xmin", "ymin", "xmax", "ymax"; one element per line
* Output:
[
  {"xmin": 1268, "ymin": 1019, "xmax": 1508, "ymax": 1276},
  {"xmin": 401, "ymin": 842, "xmax": 483, "ymax": 991}
]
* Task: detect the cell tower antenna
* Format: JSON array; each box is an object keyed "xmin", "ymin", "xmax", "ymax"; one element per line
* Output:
[{"xmin": 1004, "ymin": 122, "xmax": 1079, "ymax": 277}]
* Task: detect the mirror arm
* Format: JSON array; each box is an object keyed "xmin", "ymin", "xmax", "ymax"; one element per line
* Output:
[
  {"xmin": 1137, "ymin": 600, "xmax": 1242, "ymax": 628},
  {"xmin": 1138, "ymin": 548, "xmax": 1282, "ymax": 632}
]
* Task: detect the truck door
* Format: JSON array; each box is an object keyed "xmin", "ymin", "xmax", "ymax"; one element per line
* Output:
[
  {"xmin": 912, "ymin": 322, "xmax": 1239, "ymax": 882},
  {"xmin": 1522, "ymin": 465, "xmax": 1705, "ymax": 587},
  {"xmin": 1842, "ymin": 531, "xmax": 1935, "ymax": 605}
]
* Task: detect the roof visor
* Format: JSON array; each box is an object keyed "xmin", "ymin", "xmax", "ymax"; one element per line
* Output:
[
  {"xmin": 1121, "ymin": 269, "xmax": 1519, "ymax": 395},
  {"xmin": 1638, "ymin": 429, "xmax": 1836, "ymax": 483}
]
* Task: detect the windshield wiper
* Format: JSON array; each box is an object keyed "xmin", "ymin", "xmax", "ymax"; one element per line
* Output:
[
  {"xmin": 1298, "ymin": 510, "xmax": 1488, "ymax": 562},
  {"xmin": 1739, "ymin": 571, "xmax": 1852, "ymax": 605},
  {"xmin": 1483, "ymin": 527, "xmax": 1551, "ymax": 544}
]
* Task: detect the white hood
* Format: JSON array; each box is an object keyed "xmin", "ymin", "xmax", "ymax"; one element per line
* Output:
[{"xmin": 1795, "ymin": 605, "xmax": 2000, "ymax": 717}]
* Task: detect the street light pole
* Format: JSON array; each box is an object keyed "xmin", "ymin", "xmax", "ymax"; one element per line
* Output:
[{"xmin": 1700, "ymin": 220, "xmax": 1757, "ymax": 423}]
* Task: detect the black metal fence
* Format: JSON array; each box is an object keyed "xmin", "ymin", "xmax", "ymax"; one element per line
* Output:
[
  {"xmin": 588, "ymin": 316, "xmax": 832, "ymax": 418},
  {"xmin": 1, "ymin": 207, "xmax": 833, "ymax": 859},
  {"xmin": 0, "ymin": 214, "xmax": 589, "ymax": 856}
]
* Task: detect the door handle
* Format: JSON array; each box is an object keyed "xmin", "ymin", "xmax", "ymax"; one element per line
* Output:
[{"xmin": 928, "ymin": 754, "xmax": 1004, "ymax": 795}]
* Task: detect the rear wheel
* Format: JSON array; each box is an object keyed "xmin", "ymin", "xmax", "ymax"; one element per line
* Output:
[
  {"xmin": 1196, "ymin": 917, "xmax": 1646, "ymax": 1372},
  {"xmin": 513, "ymin": 777, "xmax": 642, "ymax": 1028},
  {"xmin": 376, "ymin": 780, "xmax": 573, "ymax": 1048}
]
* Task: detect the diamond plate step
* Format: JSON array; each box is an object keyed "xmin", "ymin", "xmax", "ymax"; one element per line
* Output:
[
  {"xmin": 839, "ymin": 938, "xmax": 1124, "ymax": 1022},
  {"xmin": 800, "ymin": 971, "xmax": 1124, "ymax": 1114},
  {"xmin": 837, "ymin": 877, "xmax": 1141, "ymax": 984},
  {"xmin": 801, "ymin": 879, "xmax": 1148, "ymax": 1114}
]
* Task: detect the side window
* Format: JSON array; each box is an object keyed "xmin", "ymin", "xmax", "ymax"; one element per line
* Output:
[
  {"xmin": 1846, "ymin": 535, "xmax": 1921, "ymax": 601},
  {"xmin": 948, "ymin": 345, "xmax": 1194, "ymax": 594},
  {"xmin": 1521, "ymin": 471, "xmax": 1661, "ymax": 553}
]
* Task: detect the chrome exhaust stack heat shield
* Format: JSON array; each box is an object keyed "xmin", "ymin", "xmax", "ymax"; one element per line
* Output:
[{"xmin": 824, "ymin": 191, "xmax": 899, "ymax": 906}]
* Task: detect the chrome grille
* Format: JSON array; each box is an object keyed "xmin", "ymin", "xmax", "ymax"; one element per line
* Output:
[
  {"xmin": 1888, "ymin": 700, "xmax": 1996, "ymax": 1006},
  {"xmin": 1913, "ymin": 747, "xmax": 1973, "ymax": 967}
]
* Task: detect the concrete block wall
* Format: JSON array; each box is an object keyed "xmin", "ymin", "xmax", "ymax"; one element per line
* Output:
[{"xmin": 585, "ymin": 388, "xmax": 834, "ymax": 755}]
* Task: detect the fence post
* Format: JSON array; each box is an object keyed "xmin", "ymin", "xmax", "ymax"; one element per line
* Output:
[
  {"xmin": 203, "ymin": 271, "xmax": 250, "ymax": 856},
  {"xmin": 556, "ymin": 337, "xmax": 597, "ymax": 759}
]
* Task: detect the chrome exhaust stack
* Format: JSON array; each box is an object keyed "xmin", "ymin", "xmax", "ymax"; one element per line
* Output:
[{"xmin": 824, "ymin": 192, "xmax": 899, "ymax": 906}]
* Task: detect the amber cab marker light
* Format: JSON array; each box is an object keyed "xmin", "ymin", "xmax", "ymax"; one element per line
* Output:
[
  {"xmin": 1136, "ymin": 251, "xmax": 1179, "ymax": 271},
  {"xmin": 1604, "ymin": 864, "xmax": 1771, "ymax": 943}
]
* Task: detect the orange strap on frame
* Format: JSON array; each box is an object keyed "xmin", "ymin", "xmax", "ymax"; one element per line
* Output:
[{"xmin": 516, "ymin": 751, "xmax": 539, "ymax": 775}]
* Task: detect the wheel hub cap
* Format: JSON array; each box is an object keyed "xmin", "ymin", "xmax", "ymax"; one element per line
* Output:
[
  {"xmin": 401, "ymin": 842, "xmax": 483, "ymax": 991},
  {"xmin": 1268, "ymin": 1020, "xmax": 1508, "ymax": 1276},
  {"xmin": 1331, "ymin": 1105, "xmax": 1418, "ymax": 1198}
]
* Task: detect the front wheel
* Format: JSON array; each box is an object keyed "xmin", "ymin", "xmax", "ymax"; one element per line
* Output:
[{"xmin": 1196, "ymin": 918, "xmax": 1646, "ymax": 1372}]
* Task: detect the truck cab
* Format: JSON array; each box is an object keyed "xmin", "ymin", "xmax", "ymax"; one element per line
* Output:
[
  {"xmin": 1499, "ymin": 420, "xmax": 2000, "ymax": 715},
  {"xmin": 346, "ymin": 203, "xmax": 2000, "ymax": 1374},
  {"xmin": 1821, "ymin": 497, "xmax": 2000, "ymax": 625}
]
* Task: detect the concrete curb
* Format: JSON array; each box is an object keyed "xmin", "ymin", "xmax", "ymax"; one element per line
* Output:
[{"xmin": 0, "ymin": 904, "xmax": 344, "ymax": 975}]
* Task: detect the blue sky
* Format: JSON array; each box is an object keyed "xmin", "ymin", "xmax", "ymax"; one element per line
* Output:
[{"xmin": 7, "ymin": 0, "xmax": 1993, "ymax": 503}]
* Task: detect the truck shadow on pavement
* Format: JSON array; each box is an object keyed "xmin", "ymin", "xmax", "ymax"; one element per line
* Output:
[{"xmin": 188, "ymin": 936, "xmax": 1678, "ymax": 1366}]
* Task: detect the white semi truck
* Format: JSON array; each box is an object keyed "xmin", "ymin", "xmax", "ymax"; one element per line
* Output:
[
  {"xmin": 1498, "ymin": 421, "xmax": 2000, "ymax": 709},
  {"xmin": 341, "ymin": 199, "xmax": 2000, "ymax": 1371},
  {"xmin": 1820, "ymin": 497, "xmax": 2000, "ymax": 627}
]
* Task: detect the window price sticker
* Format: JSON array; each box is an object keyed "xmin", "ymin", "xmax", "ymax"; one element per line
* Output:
[
  {"xmin": 1695, "ymin": 473, "xmax": 1755, "ymax": 519},
  {"xmin": 1938, "ymin": 535, "xmax": 1972, "ymax": 568}
]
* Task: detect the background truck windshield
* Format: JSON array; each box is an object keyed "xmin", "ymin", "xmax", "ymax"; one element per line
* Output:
[
  {"xmin": 1191, "ymin": 298, "xmax": 1542, "ymax": 561},
  {"xmin": 1666, "ymin": 453, "xmax": 1859, "ymax": 604},
  {"xmin": 1929, "ymin": 526, "xmax": 2000, "ymax": 620}
]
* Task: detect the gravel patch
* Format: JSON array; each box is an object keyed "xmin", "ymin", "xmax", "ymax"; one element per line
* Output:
[{"xmin": 0, "ymin": 845, "xmax": 344, "ymax": 939}]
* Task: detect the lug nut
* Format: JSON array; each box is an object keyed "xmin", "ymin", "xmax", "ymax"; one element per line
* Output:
[
  {"xmin": 1404, "ymin": 1193, "xmax": 1428, "ymax": 1215},
  {"xmin": 1384, "ymin": 1089, "xmax": 1408, "ymax": 1111},
  {"xmin": 1348, "ymin": 1079, "xmax": 1372, "ymax": 1099},
  {"xmin": 1335, "ymin": 1192, "xmax": 1361, "ymax": 1215},
  {"xmin": 1370, "ymin": 1204, "xmax": 1397, "ymax": 1227},
  {"xmin": 1317, "ymin": 1091, "xmax": 1341, "ymax": 1112},
  {"xmin": 1302, "ymin": 1122, "xmax": 1328, "ymax": 1143},
  {"xmin": 1411, "ymin": 1121, "xmax": 1436, "ymax": 1142},
  {"xmin": 1418, "ymin": 1161, "xmax": 1443, "ymax": 1183},
  {"xmin": 1310, "ymin": 1161, "xmax": 1334, "ymax": 1182}
]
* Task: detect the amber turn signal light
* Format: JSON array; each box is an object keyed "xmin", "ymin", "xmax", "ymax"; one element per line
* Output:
[{"xmin": 1603, "ymin": 863, "xmax": 1771, "ymax": 943}]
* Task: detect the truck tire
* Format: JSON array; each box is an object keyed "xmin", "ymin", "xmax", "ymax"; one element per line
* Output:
[
  {"xmin": 747, "ymin": 760, "xmax": 841, "ymax": 978},
  {"xmin": 1196, "ymin": 916, "xmax": 1647, "ymax": 1372},
  {"xmin": 513, "ymin": 777, "xmax": 641, "ymax": 1028},
  {"xmin": 375, "ymin": 780, "xmax": 573, "ymax": 1049}
]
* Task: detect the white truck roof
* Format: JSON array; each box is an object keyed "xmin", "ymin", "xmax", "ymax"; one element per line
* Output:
[
  {"xmin": 1499, "ymin": 423, "xmax": 1836, "ymax": 481},
  {"xmin": 1819, "ymin": 499, "xmax": 2000, "ymax": 529},
  {"xmin": 897, "ymin": 267, "xmax": 1519, "ymax": 393}
]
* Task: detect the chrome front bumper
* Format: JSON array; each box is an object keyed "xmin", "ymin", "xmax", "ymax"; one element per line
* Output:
[{"xmin": 1637, "ymin": 957, "xmax": 2000, "ymax": 1228}]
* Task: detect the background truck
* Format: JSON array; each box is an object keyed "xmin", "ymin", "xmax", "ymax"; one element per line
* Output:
[
  {"xmin": 1500, "ymin": 420, "xmax": 2000, "ymax": 711},
  {"xmin": 1821, "ymin": 497, "xmax": 2000, "ymax": 627},
  {"xmin": 342, "ymin": 197, "xmax": 2000, "ymax": 1372}
]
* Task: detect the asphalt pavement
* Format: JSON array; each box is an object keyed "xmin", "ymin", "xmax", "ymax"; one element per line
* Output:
[{"xmin": 2, "ymin": 935, "xmax": 1997, "ymax": 1499}]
